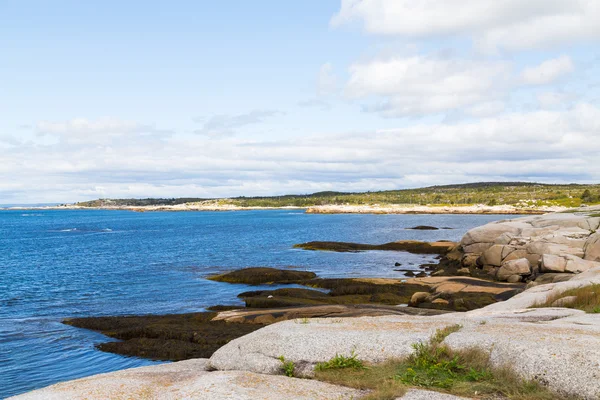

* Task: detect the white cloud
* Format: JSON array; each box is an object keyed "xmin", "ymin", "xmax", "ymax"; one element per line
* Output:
[
  {"xmin": 346, "ymin": 56, "xmax": 510, "ymax": 116},
  {"xmin": 537, "ymin": 91, "xmax": 571, "ymax": 108},
  {"xmin": 464, "ymin": 101, "xmax": 506, "ymax": 118},
  {"xmin": 317, "ymin": 62, "xmax": 338, "ymax": 95},
  {"xmin": 193, "ymin": 110, "xmax": 281, "ymax": 137},
  {"xmin": 521, "ymin": 56, "xmax": 574, "ymax": 85},
  {"xmin": 331, "ymin": 0, "xmax": 600, "ymax": 52},
  {"xmin": 3, "ymin": 104, "xmax": 600, "ymax": 203},
  {"xmin": 36, "ymin": 118, "xmax": 167, "ymax": 136}
]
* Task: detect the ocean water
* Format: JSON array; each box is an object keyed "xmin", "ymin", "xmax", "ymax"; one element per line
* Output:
[{"xmin": 0, "ymin": 209, "xmax": 515, "ymax": 398}]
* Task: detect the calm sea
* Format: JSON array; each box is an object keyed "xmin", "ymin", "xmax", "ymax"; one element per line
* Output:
[{"xmin": 0, "ymin": 209, "xmax": 514, "ymax": 398}]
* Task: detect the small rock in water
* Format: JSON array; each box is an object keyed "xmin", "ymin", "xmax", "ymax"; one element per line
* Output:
[
  {"xmin": 394, "ymin": 262, "xmax": 402, "ymax": 266},
  {"xmin": 407, "ymin": 225, "xmax": 439, "ymax": 230}
]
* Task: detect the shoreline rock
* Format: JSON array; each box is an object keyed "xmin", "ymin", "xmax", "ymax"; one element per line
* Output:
[
  {"xmin": 458, "ymin": 206, "xmax": 600, "ymax": 283},
  {"xmin": 13, "ymin": 208, "xmax": 600, "ymax": 399},
  {"xmin": 294, "ymin": 240, "xmax": 457, "ymax": 254}
]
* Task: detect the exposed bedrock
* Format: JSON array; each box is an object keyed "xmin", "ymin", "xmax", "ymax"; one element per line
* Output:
[
  {"xmin": 209, "ymin": 266, "xmax": 600, "ymax": 399},
  {"xmin": 459, "ymin": 206, "xmax": 600, "ymax": 282}
]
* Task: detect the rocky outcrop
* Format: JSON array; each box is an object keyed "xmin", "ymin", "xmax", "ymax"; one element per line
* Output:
[
  {"xmin": 208, "ymin": 266, "xmax": 600, "ymax": 399},
  {"xmin": 459, "ymin": 206, "xmax": 600, "ymax": 281}
]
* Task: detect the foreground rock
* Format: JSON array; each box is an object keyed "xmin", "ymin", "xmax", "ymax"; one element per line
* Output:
[
  {"xmin": 460, "ymin": 206, "xmax": 600, "ymax": 282},
  {"xmin": 210, "ymin": 266, "xmax": 600, "ymax": 399},
  {"xmin": 294, "ymin": 240, "xmax": 457, "ymax": 254},
  {"xmin": 9, "ymin": 360, "xmax": 364, "ymax": 400},
  {"xmin": 9, "ymin": 359, "xmax": 470, "ymax": 400}
]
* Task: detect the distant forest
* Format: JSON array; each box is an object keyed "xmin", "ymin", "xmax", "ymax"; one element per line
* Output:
[{"xmin": 75, "ymin": 182, "xmax": 600, "ymax": 208}]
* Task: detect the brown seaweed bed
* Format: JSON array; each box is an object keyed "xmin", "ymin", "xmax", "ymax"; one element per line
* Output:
[{"xmin": 65, "ymin": 241, "xmax": 523, "ymax": 362}]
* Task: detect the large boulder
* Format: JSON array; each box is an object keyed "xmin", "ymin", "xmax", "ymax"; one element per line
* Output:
[
  {"xmin": 541, "ymin": 254, "xmax": 567, "ymax": 273},
  {"xmin": 480, "ymin": 244, "xmax": 505, "ymax": 266},
  {"xmin": 496, "ymin": 258, "xmax": 531, "ymax": 281},
  {"xmin": 584, "ymin": 232, "xmax": 600, "ymax": 261},
  {"xmin": 460, "ymin": 210, "xmax": 600, "ymax": 279},
  {"xmin": 564, "ymin": 255, "xmax": 600, "ymax": 273},
  {"xmin": 460, "ymin": 223, "xmax": 521, "ymax": 247}
]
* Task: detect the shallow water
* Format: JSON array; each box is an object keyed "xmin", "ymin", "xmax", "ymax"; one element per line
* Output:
[{"xmin": 0, "ymin": 209, "xmax": 516, "ymax": 398}]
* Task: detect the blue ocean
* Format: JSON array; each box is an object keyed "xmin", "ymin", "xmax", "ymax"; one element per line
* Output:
[{"xmin": 0, "ymin": 209, "xmax": 512, "ymax": 398}]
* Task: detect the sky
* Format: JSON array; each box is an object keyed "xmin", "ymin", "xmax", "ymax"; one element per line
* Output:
[{"xmin": 1, "ymin": 0, "xmax": 599, "ymax": 203}]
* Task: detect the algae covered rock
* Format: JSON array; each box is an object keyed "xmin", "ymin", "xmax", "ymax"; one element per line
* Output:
[
  {"xmin": 294, "ymin": 240, "xmax": 456, "ymax": 254},
  {"xmin": 208, "ymin": 267, "xmax": 316, "ymax": 285}
]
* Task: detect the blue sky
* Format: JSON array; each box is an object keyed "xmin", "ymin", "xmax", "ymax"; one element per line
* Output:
[{"xmin": 1, "ymin": 0, "xmax": 599, "ymax": 203}]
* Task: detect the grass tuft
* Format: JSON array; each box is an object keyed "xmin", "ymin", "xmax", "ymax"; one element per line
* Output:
[
  {"xmin": 532, "ymin": 284, "xmax": 600, "ymax": 313},
  {"xmin": 314, "ymin": 325, "xmax": 568, "ymax": 400},
  {"xmin": 315, "ymin": 350, "xmax": 366, "ymax": 371},
  {"xmin": 278, "ymin": 355, "xmax": 295, "ymax": 377}
]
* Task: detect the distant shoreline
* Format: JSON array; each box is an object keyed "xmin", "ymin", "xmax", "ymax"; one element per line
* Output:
[{"xmin": 2, "ymin": 203, "xmax": 565, "ymax": 214}]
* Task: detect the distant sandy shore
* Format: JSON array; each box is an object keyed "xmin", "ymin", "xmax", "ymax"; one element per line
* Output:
[
  {"xmin": 304, "ymin": 204, "xmax": 566, "ymax": 215},
  {"xmin": 4, "ymin": 203, "xmax": 566, "ymax": 214}
]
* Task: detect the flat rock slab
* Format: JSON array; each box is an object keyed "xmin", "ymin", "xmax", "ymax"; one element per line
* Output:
[
  {"xmin": 210, "ymin": 293, "xmax": 600, "ymax": 399},
  {"xmin": 405, "ymin": 276, "xmax": 523, "ymax": 295},
  {"xmin": 212, "ymin": 304, "xmax": 448, "ymax": 324},
  {"xmin": 10, "ymin": 360, "xmax": 363, "ymax": 400},
  {"xmin": 210, "ymin": 314, "xmax": 466, "ymax": 376}
]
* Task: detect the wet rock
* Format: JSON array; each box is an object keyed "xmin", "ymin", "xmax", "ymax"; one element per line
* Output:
[
  {"xmin": 534, "ymin": 273, "xmax": 574, "ymax": 284},
  {"xmin": 497, "ymin": 258, "xmax": 531, "ymax": 281},
  {"xmin": 407, "ymin": 225, "xmax": 439, "ymax": 230},
  {"xmin": 294, "ymin": 240, "xmax": 457, "ymax": 254},
  {"xmin": 208, "ymin": 267, "xmax": 316, "ymax": 285},
  {"xmin": 212, "ymin": 304, "xmax": 447, "ymax": 324},
  {"xmin": 64, "ymin": 312, "xmax": 265, "ymax": 361},
  {"xmin": 409, "ymin": 292, "xmax": 429, "ymax": 306},
  {"xmin": 395, "ymin": 262, "xmax": 402, "ymax": 266}
]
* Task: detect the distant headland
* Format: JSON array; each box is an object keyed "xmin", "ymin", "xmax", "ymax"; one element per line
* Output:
[{"xmin": 5, "ymin": 182, "xmax": 600, "ymax": 214}]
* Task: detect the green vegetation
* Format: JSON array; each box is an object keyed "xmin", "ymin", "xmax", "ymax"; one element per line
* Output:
[
  {"xmin": 315, "ymin": 350, "xmax": 366, "ymax": 371},
  {"xmin": 75, "ymin": 182, "xmax": 600, "ymax": 208},
  {"xmin": 533, "ymin": 284, "xmax": 600, "ymax": 313},
  {"xmin": 314, "ymin": 325, "xmax": 565, "ymax": 400},
  {"xmin": 278, "ymin": 356, "xmax": 296, "ymax": 377}
]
